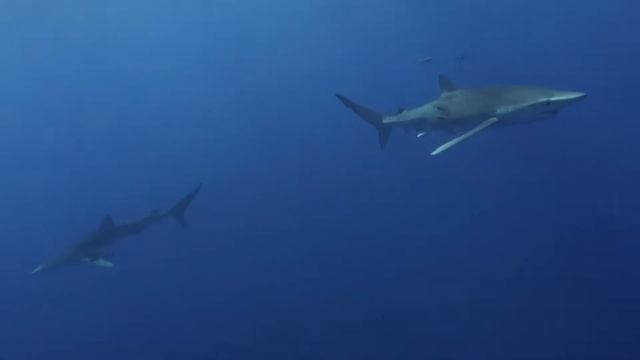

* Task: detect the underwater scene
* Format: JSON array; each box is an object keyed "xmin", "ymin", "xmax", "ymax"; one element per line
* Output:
[{"xmin": 0, "ymin": 0, "xmax": 639, "ymax": 359}]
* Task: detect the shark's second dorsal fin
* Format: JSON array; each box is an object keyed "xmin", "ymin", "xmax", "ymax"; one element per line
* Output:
[
  {"xmin": 438, "ymin": 75, "xmax": 456, "ymax": 93},
  {"xmin": 99, "ymin": 215, "xmax": 116, "ymax": 233}
]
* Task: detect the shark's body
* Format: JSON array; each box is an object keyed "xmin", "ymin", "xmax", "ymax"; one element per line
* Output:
[
  {"xmin": 32, "ymin": 184, "xmax": 202, "ymax": 274},
  {"xmin": 337, "ymin": 75, "xmax": 586, "ymax": 155}
]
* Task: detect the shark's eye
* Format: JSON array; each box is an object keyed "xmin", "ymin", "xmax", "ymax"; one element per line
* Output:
[{"xmin": 545, "ymin": 100, "xmax": 552, "ymax": 106}]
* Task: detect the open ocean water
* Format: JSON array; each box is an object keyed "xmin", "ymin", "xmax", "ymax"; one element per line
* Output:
[{"xmin": 0, "ymin": 0, "xmax": 639, "ymax": 359}]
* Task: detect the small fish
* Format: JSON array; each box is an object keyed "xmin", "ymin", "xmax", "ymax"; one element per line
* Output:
[{"xmin": 419, "ymin": 56, "xmax": 433, "ymax": 63}]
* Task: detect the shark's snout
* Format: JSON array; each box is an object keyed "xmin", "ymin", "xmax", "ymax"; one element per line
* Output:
[{"xmin": 554, "ymin": 91, "xmax": 587, "ymax": 102}]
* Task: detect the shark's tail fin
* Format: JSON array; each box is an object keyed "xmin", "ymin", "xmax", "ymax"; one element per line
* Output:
[
  {"xmin": 168, "ymin": 184, "xmax": 202, "ymax": 228},
  {"xmin": 336, "ymin": 94, "xmax": 391, "ymax": 148}
]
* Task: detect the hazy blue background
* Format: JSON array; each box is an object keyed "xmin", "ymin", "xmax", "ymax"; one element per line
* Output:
[{"xmin": 0, "ymin": 0, "xmax": 638, "ymax": 359}]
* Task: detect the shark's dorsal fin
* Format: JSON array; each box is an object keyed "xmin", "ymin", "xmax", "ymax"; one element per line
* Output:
[
  {"xmin": 99, "ymin": 215, "xmax": 116, "ymax": 233},
  {"xmin": 438, "ymin": 75, "xmax": 457, "ymax": 93}
]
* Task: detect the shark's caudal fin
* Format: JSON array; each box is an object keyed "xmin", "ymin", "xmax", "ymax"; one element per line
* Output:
[
  {"xmin": 168, "ymin": 184, "xmax": 202, "ymax": 228},
  {"xmin": 336, "ymin": 94, "xmax": 391, "ymax": 148}
]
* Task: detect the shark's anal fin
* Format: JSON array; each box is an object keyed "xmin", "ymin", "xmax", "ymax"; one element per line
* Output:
[{"xmin": 430, "ymin": 117, "xmax": 499, "ymax": 156}]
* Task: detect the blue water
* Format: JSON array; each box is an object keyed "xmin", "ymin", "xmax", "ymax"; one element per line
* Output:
[{"xmin": 1, "ymin": 0, "xmax": 639, "ymax": 359}]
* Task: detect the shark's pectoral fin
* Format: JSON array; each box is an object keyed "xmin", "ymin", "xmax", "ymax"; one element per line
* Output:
[
  {"xmin": 430, "ymin": 117, "xmax": 499, "ymax": 156},
  {"xmin": 81, "ymin": 257, "xmax": 114, "ymax": 268},
  {"xmin": 92, "ymin": 258, "xmax": 114, "ymax": 267}
]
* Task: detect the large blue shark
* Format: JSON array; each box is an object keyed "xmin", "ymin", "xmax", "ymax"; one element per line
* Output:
[
  {"xmin": 31, "ymin": 184, "xmax": 201, "ymax": 274},
  {"xmin": 337, "ymin": 75, "xmax": 586, "ymax": 155}
]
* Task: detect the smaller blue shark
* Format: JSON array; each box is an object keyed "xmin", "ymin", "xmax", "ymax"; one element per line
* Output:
[{"xmin": 32, "ymin": 184, "xmax": 201, "ymax": 274}]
